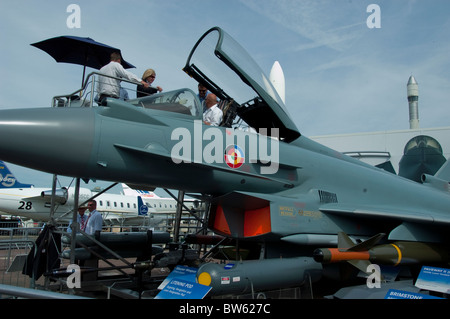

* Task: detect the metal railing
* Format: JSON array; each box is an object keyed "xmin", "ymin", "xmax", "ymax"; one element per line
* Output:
[
  {"xmin": 0, "ymin": 227, "xmax": 40, "ymax": 289},
  {"xmin": 0, "ymin": 283, "xmax": 90, "ymax": 299},
  {"xmin": 51, "ymin": 71, "xmax": 143, "ymax": 108}
]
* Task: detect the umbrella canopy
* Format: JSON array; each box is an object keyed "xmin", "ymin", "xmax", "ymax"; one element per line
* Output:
[{"xmin": 31, "ymin": 35, "xmax": 136, "ymax": 85}]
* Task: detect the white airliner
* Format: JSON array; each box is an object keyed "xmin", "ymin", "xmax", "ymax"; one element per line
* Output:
[{"xmin": 0, "ymin": 161, "xmax": 182, "ymax": 227}]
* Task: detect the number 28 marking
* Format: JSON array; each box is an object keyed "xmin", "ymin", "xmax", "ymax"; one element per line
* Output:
[{"xmin": 19, "ymin": 201, "xmax": 32, "ymax": 210}]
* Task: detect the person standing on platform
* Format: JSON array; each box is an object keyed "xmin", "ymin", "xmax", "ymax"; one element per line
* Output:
[
  {"xmin": 85, "ymin": 200, "xmax": 103, "ymax": 235},
  {"xmin": 66, "ymin": 205, "xmax": 88, "ymax": 233}
]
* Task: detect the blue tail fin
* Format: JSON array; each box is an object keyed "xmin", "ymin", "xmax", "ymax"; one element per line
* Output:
[
  {"xmin": 137, "ymin": 196, "xmax": 148, "ymax": 216},
  {"xmin": 0, "ymin": 161, "xmax": 34, "ymax": 188}
]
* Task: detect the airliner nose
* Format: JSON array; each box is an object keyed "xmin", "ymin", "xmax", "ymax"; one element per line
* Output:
[{"xmin": 0, "ymin": 107, "xmax": 95, "ymax": 176}]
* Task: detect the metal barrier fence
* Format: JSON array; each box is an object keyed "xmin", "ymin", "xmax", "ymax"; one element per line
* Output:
[
  {"xmin": 0, "ymin": 227, "xmax": 40, "ymax": 288},
  {"xmin": 0, "ymin": 224, "xmax": 173, "ymax": 291},
  {"xmin": 0, "ymin": 210, "xmax": 206, "ymax": 299}
]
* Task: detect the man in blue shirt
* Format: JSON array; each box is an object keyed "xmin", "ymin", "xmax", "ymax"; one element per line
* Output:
[{"xmin": 67, "ymin": 206, "xmax": 88, "ymax": 233}]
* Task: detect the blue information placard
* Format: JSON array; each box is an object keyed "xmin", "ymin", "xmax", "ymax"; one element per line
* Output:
[
  {"xmin": 158, "ymin": 265, "xmax": 198, "ymax": 290},
  {"xmin": 155, "ymin": 265, "xmax": 212, "ymax": 299},
  {"xmin": 155, "ymin": 278, "xmax": 211, "ymax": 299},
  {"xmin": 415, "ymin": 266, "xmax": 450, "ymax": 294},
  {"xmin": 385, "ymin": 289, "xmax": 443, "ymax": 299}
]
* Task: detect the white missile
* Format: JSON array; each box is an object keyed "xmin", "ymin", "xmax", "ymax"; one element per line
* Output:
[
  {"xmin": 407, "ymin": 75, "xmax": 419, "ymax": 129},
  {"xmin": 269, "ymin": 61, "xmax": 286, "ymax": 104}
]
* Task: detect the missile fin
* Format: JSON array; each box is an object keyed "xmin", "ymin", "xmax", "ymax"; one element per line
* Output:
[
  {"xmin": 348, "ymin": 260, "xmax": 372, "ymax": 275},
  {"xmin": 338, "ymin": 232, "xmax": 387, "ymax": 279},
  {"xmin": 347, "ymin": 233, "xmax": 386, "ymax": 252},
  {"xmin": 337, "ymin": 232, "xmax": 356, "ymax": 251},
  {"xmin": 337, "ymin": 232, "xmax": 386, "ymax": 278},
  {"xmin": 349, "ymin": 260, "xmax": 386, "ymax": 281},
  {"xmin": 337, "ymin": 231, "xmax": 385, "ymax": 251}
]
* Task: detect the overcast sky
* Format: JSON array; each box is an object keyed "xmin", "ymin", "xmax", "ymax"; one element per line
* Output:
[{"xmin": 0, "ymin": 0, "xmax": 449, "ymax": 189}]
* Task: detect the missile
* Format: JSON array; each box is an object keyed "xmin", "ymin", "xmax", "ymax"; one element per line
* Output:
[
  {"xmin": 314, "ymin": 242, "xmax": 450, "ymax": 265},
  {"xmin": 269, "ymin": 61, "xmax": 285, "ymax": 104},
  {"xmin": 61, "ymin": 231, "xmax": 171, "ymax": 247},
  {"xmin": 407, "ymin": 75, "xmax": 419, "ymax": 129},
  {"xmin": 313, "ymin": 232, "xmax": 450, "ymax": 267},
  {"xmin": 62, "ymin": 246, "xmax": 164, "ymax": 260},
  {"xmin": 61, "ymin": 231, "xmax": 170, "ymax": 260},
  {"xmin": 196, "ymin": 257, "xmax": 321, "ymax": 296}
]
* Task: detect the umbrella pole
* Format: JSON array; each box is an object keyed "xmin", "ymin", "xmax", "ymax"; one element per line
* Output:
[
  {"xmin": 79, "ymin": 65, "xmax": 87, "ymax": 98},
  {"xmin": 82, "ymin": 65, "xmax": 86, "ymax": 88}
]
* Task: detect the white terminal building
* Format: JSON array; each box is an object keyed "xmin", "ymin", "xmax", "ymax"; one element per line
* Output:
[{"xmin": 309, "ymin": 76, "xmax": 450, "ymax": 180}]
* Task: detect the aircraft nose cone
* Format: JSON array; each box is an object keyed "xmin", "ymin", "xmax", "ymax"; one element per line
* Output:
[{"xmin": 0, "ymin": 107, "xmax": 95, "ymax": 176}]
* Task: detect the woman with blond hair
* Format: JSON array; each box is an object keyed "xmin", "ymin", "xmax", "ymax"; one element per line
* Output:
[{"xmin": 136, "ymin": 68, "xmax": 163, "ymax": 97}]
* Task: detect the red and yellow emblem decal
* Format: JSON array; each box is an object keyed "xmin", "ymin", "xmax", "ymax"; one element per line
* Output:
[{"xmin": 224, "ymin": 145, "xmax": 244, "ymax": 169}]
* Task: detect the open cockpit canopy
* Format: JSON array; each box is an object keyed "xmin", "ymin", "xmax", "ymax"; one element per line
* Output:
[{"xmin": 183, "ymin": 27, "xmax": 300, "ymax": 142}]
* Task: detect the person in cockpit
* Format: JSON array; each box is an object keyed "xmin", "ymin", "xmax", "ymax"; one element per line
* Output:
[
  {"xmin": 203, "ymin": 93, "xmax": 223, "ymax": 126},
  {"xmin": 197, "ymin": 83, "xmax": 209, "ymax": 111}
]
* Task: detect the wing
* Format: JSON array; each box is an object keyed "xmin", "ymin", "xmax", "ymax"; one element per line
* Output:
[
  {"xmin": 114, "ymin": 143, "xmax": 296, "ymax": 189},
  {"xmin": 320, "ymin": 203, "xmax": 450, "ymax": 243},
  {"xmin": 436, "ymin": 157, "xmax": 450, "ymax": 181}
]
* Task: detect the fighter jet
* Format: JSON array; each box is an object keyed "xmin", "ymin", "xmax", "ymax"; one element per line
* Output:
[{"xmin": 0, "ymin": 27, "xmax": 449, "ymax": 295}]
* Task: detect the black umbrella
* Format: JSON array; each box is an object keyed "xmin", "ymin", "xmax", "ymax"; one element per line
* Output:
[{"xmin": 31, "ymin": 35, "xmax": 136, "ymax": 86}]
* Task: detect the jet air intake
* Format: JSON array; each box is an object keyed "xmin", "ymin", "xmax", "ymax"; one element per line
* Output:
[
  {"xmin": 399, "ymin": 135, "xmax": 446, "ymax": 182},
  {"xmin": 208, "ymin": 192, "xmax": 273, "ymax": 239}
]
